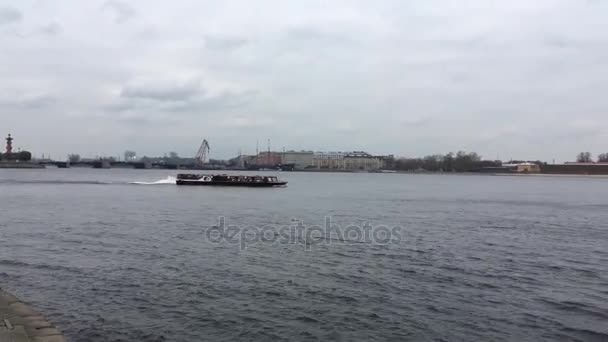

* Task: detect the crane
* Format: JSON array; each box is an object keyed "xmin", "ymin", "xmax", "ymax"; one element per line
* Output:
[{"xmin": 195, "ymin": 139, "xmax": 210, "ymax": 168}]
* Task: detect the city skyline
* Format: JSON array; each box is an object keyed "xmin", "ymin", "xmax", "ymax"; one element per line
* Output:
[
  {"xmin": 1, "ymin": 1, "xmax": 607, "ymax": 161},
  {"xmin": 7, "ymin": 131, "xmax": 607, "ymax": 165}
]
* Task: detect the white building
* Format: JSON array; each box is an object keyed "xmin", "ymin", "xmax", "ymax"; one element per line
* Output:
[
  {"xmin": 314, "ymin": 151, "xmax": 346, "ymax": 169},
  {"xmin": 281, "ymin": 151, "xmax": 314, "ymax": 169},
  {"xmin": 343, "ymin": 151, "xmax": 384, "ymax": 170},
  {"xmin": 313, "ymin": 151, "xmax": 392, "ymax": 170}
]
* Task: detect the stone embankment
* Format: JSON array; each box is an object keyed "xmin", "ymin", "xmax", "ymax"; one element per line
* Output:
[{"xmin": 0, "ymin": 288, "xmax": 65, "ymax": 342}]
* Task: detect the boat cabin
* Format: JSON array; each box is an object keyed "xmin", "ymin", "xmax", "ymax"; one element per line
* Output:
[{"xmin": 177, "ymin": 174, "xmax": 281, "ymax": 183}]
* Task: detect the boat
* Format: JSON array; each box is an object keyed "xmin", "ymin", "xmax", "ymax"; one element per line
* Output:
[{"xmin": 176, "ymin": 174, "xmax": 287, "ymax": 187}]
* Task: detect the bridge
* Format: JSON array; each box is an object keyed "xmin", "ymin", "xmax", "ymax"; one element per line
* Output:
[{"xmin": 36, "ymin": 160, "xmax": 214, "ymax": 170}]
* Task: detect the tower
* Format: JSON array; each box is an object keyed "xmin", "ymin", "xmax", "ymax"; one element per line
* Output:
[
  {"xmin": 194, "ymin": 139, "xmax": 210, "ymax": 168},
  {"xmin": 5, "ymin": 134, "xmax": 13, "ymax": 154}
]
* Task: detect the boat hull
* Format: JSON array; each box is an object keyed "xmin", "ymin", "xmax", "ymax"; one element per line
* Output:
[{"xmin": 176, "ymin": 180, "xmax": 287, "ymax": 187}]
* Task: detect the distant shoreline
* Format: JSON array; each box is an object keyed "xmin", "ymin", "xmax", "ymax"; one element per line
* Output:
[
  {"xmin": 0, "ymin": 162, "xmax": 44, "ymax": 169},
  {"xmin": 3, "ymin": 166, "xmax": 608, "ymax": 178}
]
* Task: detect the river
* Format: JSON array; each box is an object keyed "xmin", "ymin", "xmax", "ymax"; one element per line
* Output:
[{"xmin": 1, "ymin": 169, "xmax": 607, "ymax": 341}]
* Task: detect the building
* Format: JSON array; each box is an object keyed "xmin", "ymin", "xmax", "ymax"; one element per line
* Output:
[
  {"xmin": 312, "ymin": 151, "xmax": 391, "ymax": 170},
  {"xmin": 542, "ymin": 162, "xmax": 608, "ymax": 175},
  {"xmin": 281, "ymin": 151, "xmax": 314, "ymax": 169},
  {"xmin": 501, "ymin": 162, "xmax": 541, "ymax": 173},
  {"xmin": 256, "ymin": 151, "xmax": 282, "ymax": 167},
  {"xmin": 379, "ymin": 155, "xmax": 395, "ymax": 170},
  {"xmin": 343, "ymin": 151, "xmax": 384, "ymax": 170},
  {"xmin": 314, "ymin": 151, "xmax": 346, "ymax": 169},
  {"xmin": 229, "ymin": 155, "xmax": 254, "ymax": 169},
  {"xmin": 515, "ymin": 163, "xmax": 540, "ymax": 173},
  {"xmin": 482, "ymin": 162, "xmax": 541, "ymax": 174}
]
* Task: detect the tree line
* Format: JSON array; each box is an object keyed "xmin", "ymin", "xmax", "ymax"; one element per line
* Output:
[
  {"xmin": 577, "ymin": 152, "xmax": 608, "ymax": 163},
  {"xmin": 0, "ymin": 151, "xmax": 32, "ymax": 161},
  {"xmin": 392, "ymin": 151, "xmax": 502, "ymax": 172},
  {"xmin": 391, "ymin": 150, "xmax": 608, "ymax": 172}
]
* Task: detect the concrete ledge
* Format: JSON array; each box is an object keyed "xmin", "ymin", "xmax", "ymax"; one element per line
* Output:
[
  {"xmin": 0, "ymin": 292, "xmax": 20, "ymax": 306},
  {"xmin": 9, "ymin": 303, "xmax": 41, "ymax": 317},
  {"xmin": 32, "ymin": 336, "xmax": 65, "ymax": 342},
  {"xmin": 0, "ymin": 288, "xmax": 65, "ymax": 342}
]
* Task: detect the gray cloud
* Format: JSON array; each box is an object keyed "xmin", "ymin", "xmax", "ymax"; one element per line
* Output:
[
  {"xmin": 109, "ymin": 79, "xmax": 256, "ymax": 121},
  {"xmin": 102, "ymin": 0, "xmax": 136, "ymax": 24},
  {"xmin": 1, "ymin": 1, "xmax": 607, "ymax": 160},
  {"xmin": 0, "ymin": 6, "xmax": 21, "ymax": 25},
  {"xmin": 120, "ymin": 79, "xmax": 203, "ymax": 102},
  {"xmin": 0, "ymin": 94, "xmax": 55, "ymax": 109},
  {"xmin": 285, "ymin": 27, "xmax": 355, "ymax": 47},
  {"xmin": 204, "ymin": 35, "xmax": 248, "ymax": 50},
  {"xmin": 400, "ymin": 117, "xmax": 434, "ymax": 127},
  {"xmin": 38, "ymin": 21, "xmax": 62, "ymax": 35}
]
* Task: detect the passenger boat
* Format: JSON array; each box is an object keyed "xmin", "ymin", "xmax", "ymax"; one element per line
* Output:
[{"xmin": 176, "ymin": 174, "xmax": 287, "ymax": 187}]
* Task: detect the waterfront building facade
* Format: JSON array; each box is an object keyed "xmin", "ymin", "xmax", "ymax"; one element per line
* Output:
[
  {"xmin": 313, "ymin": 151, "xmax": 392, "ymax": 170},
  {"xmin": 314, "ymin": 151, "xmax": 346, "ymax": 169},
  {"xmin": 232, "ymin": 150, "xmax": 392, "ymax": 170},
  {"xmin": 256, "ymin": 151, "xmax": 282, "ymax": 167},
  {"xmin": 343, "ymin": 151, "xmax": 383, "ymax": 170},
  {"xmin": 281, "ymin": 151, "xmax": 314, "ymax": 169}
]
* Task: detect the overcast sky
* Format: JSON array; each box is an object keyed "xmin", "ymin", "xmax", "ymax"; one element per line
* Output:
[{"xmin": 1, "ymin": 0, "xmax": 606, "ymax": 161}]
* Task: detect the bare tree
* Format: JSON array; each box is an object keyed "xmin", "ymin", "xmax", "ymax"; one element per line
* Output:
[
  {"xmin": 124, "ymin": 150, "xmax": 137, "ymax": 161},
  {"xmin": 598, "ymin": 153, "xmax": 608, "ymax": 162},
  {"xmin": 68, "ymin": 154, "xmax": 81, "ymax": 163},
  {"xmin": 393, "ymin": 151, "xmax": 490, "ymax": 172},
  {"xmin": 576, "ymin": 152, "xmax": 592, "ymax": 163}
]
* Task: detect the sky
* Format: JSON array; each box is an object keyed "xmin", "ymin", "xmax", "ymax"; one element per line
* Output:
[{"xmin": 0, "ymin": 0, "xmax": 607, "ymax": 162}]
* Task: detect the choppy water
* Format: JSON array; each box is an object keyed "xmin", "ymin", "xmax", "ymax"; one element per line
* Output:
[{"xmin": 1, "ymin": 169, "xmax": 607, "ymax": 342}]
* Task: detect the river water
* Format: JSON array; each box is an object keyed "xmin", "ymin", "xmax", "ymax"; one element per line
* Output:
[{"xmin": 0, "ymin": 169, "xmax": 607, "ymax": 341}]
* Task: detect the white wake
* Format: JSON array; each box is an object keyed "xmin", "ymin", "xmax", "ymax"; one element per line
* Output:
[{"xmin": 130, "ymin": 176, "xmax": 177, "ymax": 185}]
